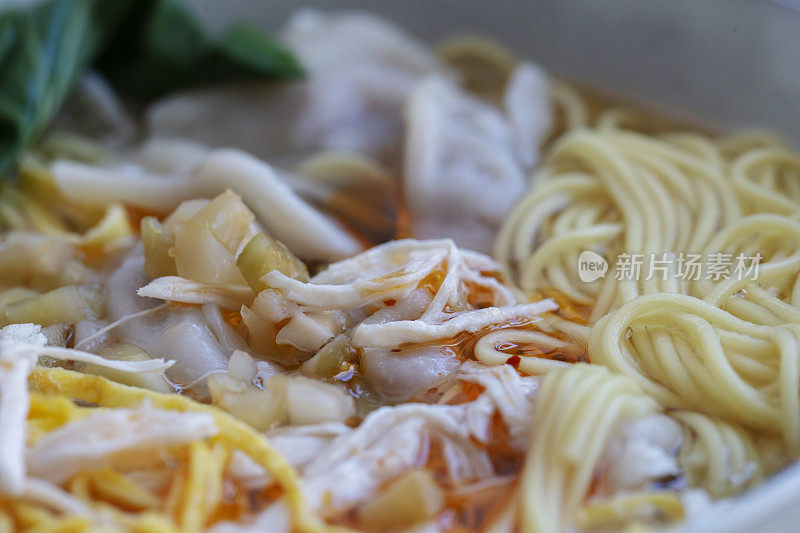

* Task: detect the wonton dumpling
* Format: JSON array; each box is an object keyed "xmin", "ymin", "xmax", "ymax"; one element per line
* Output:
[
  {"xmin": 51, "ymin": 72, "xmax": 137, "ymax": 148},
  {"xmin": 104, "ymin": 249, "xmax": 231, "ymax": 395},
  {"xmin": 361, "ymin": 344, "xmax": 462, "ymax": 403},
  {"xmin": 146, "ymin": 84, "xmax": 304, "ymax": 167},
  {"xmin": 404, "ymin": 63, "xmax": 552, "ymax": 253},
  {"xmin": 603, "ymin": 414, "xmax": 683, "ymax": 492},
  {"xmin": 147, "ymin": 9, "xmax": 438, "ymax": 165},
  {"xmin": 504, "ymin": 62, "xmax": 552, "ymax": 168},
  {"xmin": 404, "ymin": 76, "xmax": 525, "ymax": 253},
  {"xmin": 282, "ymin": 9, "xmax": 439, "ymax": 157}
]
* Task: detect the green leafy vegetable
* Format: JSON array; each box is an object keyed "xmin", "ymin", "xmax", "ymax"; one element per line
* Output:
[
  {"xmin": 0, "ymin": 0, "xmax": 303, "ymax": 179},
  {"xmin": 0, "ymin": 0, "xmax": 128, "ymax": 177},
  {"xmin": 97, "ymin": 0, "xmax": 304, "ymax": 99}
]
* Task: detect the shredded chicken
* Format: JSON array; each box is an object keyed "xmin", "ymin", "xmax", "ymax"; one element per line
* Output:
[
  {"xmin": 353, "ymin": 300, "xmax": 556, "ymax": 348},
  {"xmin": 21, "ymin": 478, "xmax": 95, "ymax": 517},
  {"xmin": 28, "ymin": 402, "xmax": 217, "ymax": 483},
  {"xmin": 0, "ymin": 322, "xmax": 175, "ymax": 497},
  {"xmin": 137, "ymin": 276, "xmax": 254, "ymax": 309},
  {"xmin": 265, "ymin": 239, "xmax": 507, "ymax": 310},
  {"xmin": 0, "ymin": 324, "xmax": 46, "ymax": 493},
  {"xmin": 304, "ymin": 364, "xmax": 538, "ymax": 516},
  {"xmin": 223, "ymin": 364, "xmax": 538, "ymax": 519}
]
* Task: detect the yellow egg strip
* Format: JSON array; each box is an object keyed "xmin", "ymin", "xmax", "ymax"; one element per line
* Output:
[{"xmin": 28, "ymin": 367, "xmax": 353, "ymax": 533}]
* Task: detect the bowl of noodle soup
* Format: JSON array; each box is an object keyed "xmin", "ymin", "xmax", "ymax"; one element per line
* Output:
[{"xmin": 1, "ymin": 1, "xmax": 800, "ymax": 532}]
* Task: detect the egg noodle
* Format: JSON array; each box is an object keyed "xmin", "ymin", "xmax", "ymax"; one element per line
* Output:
[
  {"xmin": 518, "ymin": 364, "xmax": 662, "ymax": 533},
  {"xmin": 0, "ymin": 367, "xmax": 347, "ymax": 533},
  {"xmin": 491, "ymin": 60, "xmax": 800, "ymax": 530}
]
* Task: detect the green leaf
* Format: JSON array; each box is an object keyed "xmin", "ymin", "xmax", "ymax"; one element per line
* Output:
[
  {"xmin": 96, "ymin": 0, "xmax": 304, "ymax": 100},
  {"xmin": 219, "ymin": 23, "xmax": 304, "ymax": 79},
  {"xmin": 0, "ymin": 0, "xmax": 128, "ymax": 177},
  {"xmin": 0, "ymin": 0, "xmax": 303, "ymax": 181}
]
